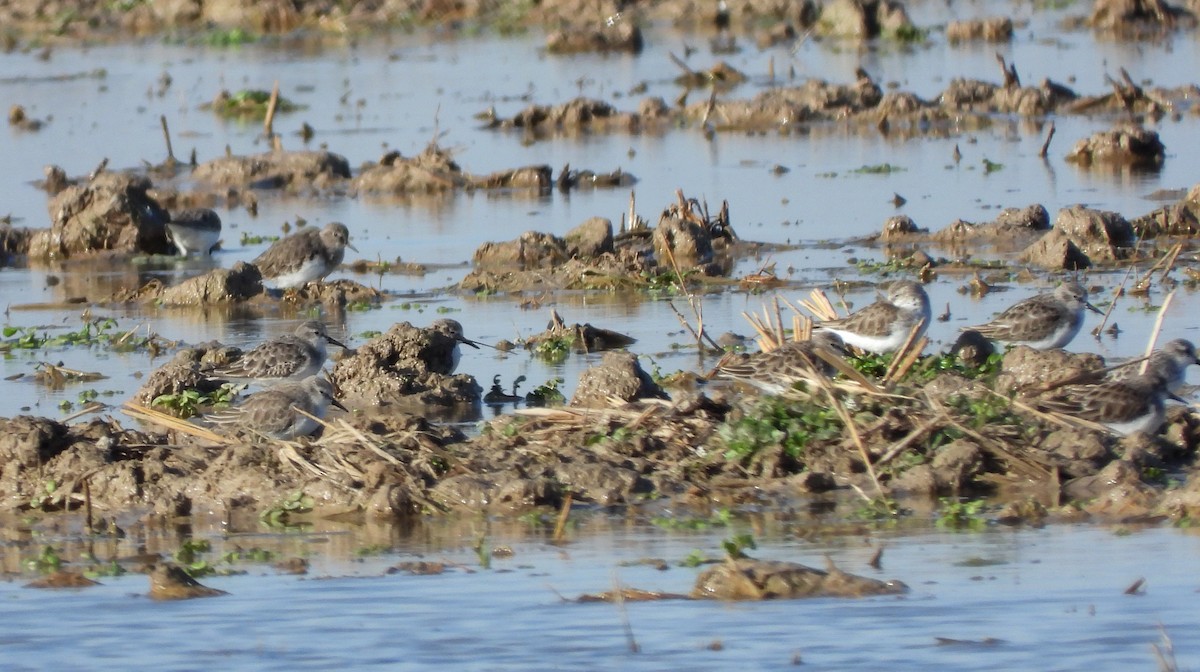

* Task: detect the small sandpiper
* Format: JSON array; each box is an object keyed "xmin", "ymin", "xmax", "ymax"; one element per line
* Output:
[
  {"xmin": 815, "ymin": 280, "xmax": 931, "ymax": 354},
  {"xmin": 205, "ymin": 321, "xmax": 347, "ymax": 384},
  {"xmin": 430, "ymin": 319, "xmax": 481, "ymax": 374},
  {"xmin": 1107, "ymin": 338, "xmax": 1199, "ymax": 394},
  {"xmin": 166, "ymin": 208, "xmax": 222, "ymax": 256},
  {"xmin": 714, "ymin": 331, "xmax": 846, "ymax": 394},
  {"xmin": 965, "ymin": 281, "xmax": 1101, "ymax": 350},
  {"xmin": 253, "ymin": 222, "xmax": 357, "ymax": 289},
  {"xmin": 201, "ymin": 375, "xmax": 345, "ymax": 440},
  {"xmin": 1038, "ymin": 356, "xmax": 1184, "ymax": 436}
]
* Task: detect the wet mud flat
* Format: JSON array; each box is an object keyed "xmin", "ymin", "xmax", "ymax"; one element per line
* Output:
[{"xmin": 4, "ymin": 0, "xmax": 1200, "ymax": 630}]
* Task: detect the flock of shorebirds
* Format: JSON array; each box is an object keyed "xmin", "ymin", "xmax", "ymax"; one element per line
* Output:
[
  {"xmin": 165, "ymin": 209, "xmax": 1194, "ymax": 440},
  {"xmin": 189, "ymin": 318, "xmax": 477, "ymax": 440},
  {"xmin": 715, "ymin": 279, "xmax": 1198, "ymax": 437}
]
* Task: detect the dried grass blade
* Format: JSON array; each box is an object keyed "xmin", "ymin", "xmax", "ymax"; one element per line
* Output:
[{"xmin": 121, "ymin": 402, "xmax": 229, "ymax": 444}]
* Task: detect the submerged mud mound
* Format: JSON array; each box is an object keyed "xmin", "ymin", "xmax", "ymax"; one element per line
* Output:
[
  {"xmin": 692, "ymin": 558, "xmax": 908, "ymax": 600},
  {"xmin": 192, "ymin": 150, "xmax": 351, "ymax": 189}
]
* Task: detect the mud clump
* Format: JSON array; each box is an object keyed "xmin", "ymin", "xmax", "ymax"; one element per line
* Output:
[
  {"xmin": 0, "ymin": 224, "xmax": 33, "ymax": 265},
  {"xmin": 149, "ymin": 564, "xmax": 227, "ymax": 600},
  {"xmin": 488, "ymin": 97, "xmax": 653, "ymax": 138},
  {"xmin": 1018, "ymin": 205, "xmax": 1133, "ymax": 269},
  {"xmin": 30, "ymin": 172, "xmax": 171, "ymax": 260},
  {"xmin": 692, "ymin": 558, "xmax": 908, "ymax": 600},
  {"xmin": 156, "ymin": 262, "xmax": 264, "ymax": 305},
  {"xmin": 131, "ymin": 346, "xmax": 237, "ymax": 409},
  {"xmin": 1065, "ymin": 125, "xmax": 1165, "ymax": 168},
  {"xmin": 1131, "ymin": 182, "xmax": 1200, "ymax": 237},
  {"xmin": 817, "ymin": 0, "xmax": 914, "ymax": 39},
  {"xmin": 193, "ymin": 150, "xmax": 351, "ymax": 189},
  {"xmin": 946, "ymin": 17, "xmax": 1013, "ymax": 43},
  {"xmin": 994, "ymin": 346, "xmax": 1106, "ymax": 396},
  {"xmin": 331, "ymin": 322, "xmax": 482, "ymax": 410},
  {"xmin": 570, "ymin": 352, "xmax": 667, "ymax": 409},
  {"xmin": 1088, "ymin": 0, "xmax": 1196, "ymax": 32},
  {"xmin": 545, "ymin": 21, "xmax": 643, "ymax": 54}
]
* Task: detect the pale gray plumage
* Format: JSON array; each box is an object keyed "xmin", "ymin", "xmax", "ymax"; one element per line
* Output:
[
  {"xmin": 253, "ymin": 222, "xmax": 356, "ymax": 289},
  {"xmin": 816, "ymin": 280, "xmax": 930, "ymax": 354},
  {"xmin": 202, "ymin": 376, "xmax": 345, "ymax": 440},
  {"xmin": 207, "ymin": 321, "xmax": 346, "ymax": 383},
  {"xmin": 714, "ymin": 331, "xmax": 846, "ymax": 394},
  {"xmin": 967, "ymin": 281, "xmax": 1101, "ymax": 350}
]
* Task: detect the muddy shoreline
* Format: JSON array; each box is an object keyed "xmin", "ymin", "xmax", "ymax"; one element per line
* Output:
[{"xmin": 4, "ymin": 0, "xmax": 1200, "ymax": 563}]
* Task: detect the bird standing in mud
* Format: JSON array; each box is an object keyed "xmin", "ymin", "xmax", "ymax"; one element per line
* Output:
[
  {"xmin": 1106, "ymin": 338, "xmax": 1199, "ymax": 393},
  {"xmin": 1037, "ymin": 354, "xmax": 1188, "ymax": 436},
  {"xmin": 713, "ymin": 331, "xmax": 846, "ymax": 394},
  {"xmin": 429, "ymin": 319, "xmax": 481, "ymax": 374},
  {"xmin": 965, "ymin": 281, "xmax": 1101, "ymax": 350},
  {"xmin": 205, "ymin": 321, "xmax": 347, "ymax": 384},
  {"xmin": 200, "ymin": 375, "xmax": 346, "ymax": 440},
  {"xmin": 253, "ymin": 222, "xmax": 356, "ymax": 289},
  {"xmin": 166, "ymin": 208, "xmax": 222, "ymax": 256},
  {"xmin": 815, "ymin": 280, "xmax": 930, "ymax": 355}
]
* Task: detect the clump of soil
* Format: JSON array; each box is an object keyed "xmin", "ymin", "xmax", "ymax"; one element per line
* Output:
[
  {"xmin": 570, "ymin": 352, "xmax": 668, "ymax": 408},
  {"xmin": 30, "ymin": 172, "xmax": 171, "ymax": 260},
  {"xmin": 692, "ymin": 558, "xmax": 907, "ymax": 600},
  {"xmin": 331, "ymin": 321, "xmax": 483, "ymax": 410},
  {"xmin": 1065, "ymin": 125, "xmax": 1165, "ymax": 168},
  {"xmin": 192, "ymin": 149, "xmax": 351, "ymax": 190}
]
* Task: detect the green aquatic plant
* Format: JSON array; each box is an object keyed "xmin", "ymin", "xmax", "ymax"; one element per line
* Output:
[
  {"xmin": 206, "ymin": 27, "xmax": 257, "ymax": 47},
  {"xmin": 152, "ymin": 383, "xmax": 242, "ymax": 419},
  {"xmin": 260, "ymin": 491, "xmax": 315, "ymax": 528},
  {"xmin": 718, "ymin": 396, "xmax": 841, "ymax": 462},
  {"xmin": 239, "ymin": 233, "xmax": 280, "ymax": 246},
  {"xmin": 210, "ymin": 89, "xmax": 301, "ymax": 119},
  {"xmin": 28, "ymin": 479, "xmax": 58, "ymax": 511},
  {"xmin": 936, "ymin": 497, "xmax": 988, "ymax": 531},
  {"xmin": 526, "ymin": 377, "xmax": 566, "ymax": 406},
  {"xmin": 533, "ymin": 336, "xmax": 573, "ymax": 363},
  {"xmin": 2, "ymin": 317, "xmax": 144, "ymax": 352},
  {"xmin": 851, "ymin": 163, "xmax": 905, "ymax": 175},
  {"xmin": 27, "ymin": 545, "xmax": 62, "ymax": 573},
  {"xmin": 721, "ymin": 533, "xmax": 756, "ymax": 560}
]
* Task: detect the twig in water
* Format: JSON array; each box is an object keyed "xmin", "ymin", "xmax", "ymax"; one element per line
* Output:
[
  {"xmin": 553, "ymin": 494, "xmax": 573, "ymax": 543},
  {"xmin": 263, "ymin": 80, "xmax": 280, "ymax": 146},
  {"xmin": 160, "ymin": 115, "xmax": 176, "ymax": 165},
  {"xmin": 612, "ymin": 571, "xmax": 640, "ymax": 653},
  {"xmin": 1038, "ymin": 122, "xmax": 1055, "ymax": 158}
]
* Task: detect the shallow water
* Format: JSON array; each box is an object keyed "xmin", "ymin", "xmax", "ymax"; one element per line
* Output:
[
  {"xmin": 2, "ymin": 516, "xmax": 1198, "ymax": 670},
  {"xmin": 3, "ymin": 7, "xmax": 1200, "ymax": 417}
]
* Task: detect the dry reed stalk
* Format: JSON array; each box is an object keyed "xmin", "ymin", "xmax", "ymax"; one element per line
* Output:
[
  {"xmin": 611, "ymin": 571, "xmax": 641, "ymax": 653},
  {"xmin": 160, "ymin": 115, "xmax": 176, "ymax": 164},
  {"xmin": 553, "ymin": 494, "xmax": 573, "ymax": 542},
  {"xmin": 1038, "ymin": 121, "xmax": 1055, "ymax": 158},
  {"xmin": 927, "ymin": 396, "xmax": 1051, "ymax": 479},
  {"xmin": 799, "ymin": 288, "xmax": 839, "ymax": 321},
  {"xmin": 1158, "ymin": 243, "xmax": 1183, "ymax": 282},
  {"xmin": 121, "ymin": 402, "xmax": 229, "ymax": 444},
  {"xmin": 61, "ymin": 402, "xmax": 106, "ymax": 423},
  {"xmin": 1139, "ymin": 290, "xmax": 1175, "ymax": 375},
  {"xmin": 807, "ymin": 367, "xmax": 887, "ymax": 504},
  {"xmin": 773, "ymin": 296, "xmax": 786, "ymax": 345},
  {"xmin": 882, "ymin": 320, "xmax": 928, "ymax": 385},
  {"xmin": 263, "ymin": 80, "xmax": 280, "ymax": 141},
  {"xmin": 875, "ymin": 417, "xmax": 941, "ymax": 466}
]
